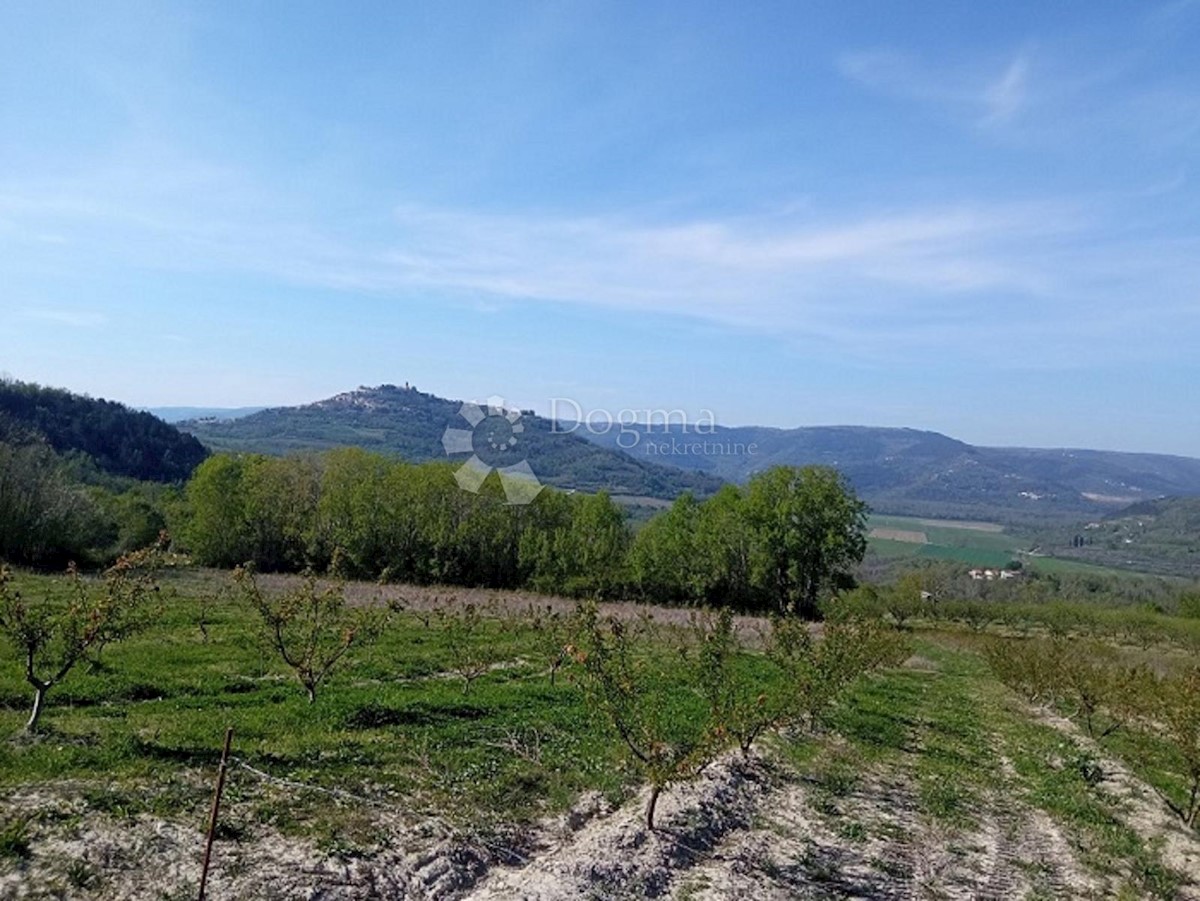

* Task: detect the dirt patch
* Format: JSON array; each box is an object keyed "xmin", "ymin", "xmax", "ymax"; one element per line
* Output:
[
  {"xmin": 0, "ymin": 740, "xmax": 1113, "ymax": 901},
  {"xmin": 1027, "ymin": 706, "xmax": 1200, "ymax": 899}
]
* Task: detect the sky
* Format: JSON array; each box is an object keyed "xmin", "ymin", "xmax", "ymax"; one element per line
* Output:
[{"xmin": 2, "ymin": 1, "xmax": 1199, "ymax": 455}]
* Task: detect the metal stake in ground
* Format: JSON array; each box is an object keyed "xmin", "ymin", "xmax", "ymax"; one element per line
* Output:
[{"xmin": 198, "ymin": 727, "xmax": 234, "ymax": 901}]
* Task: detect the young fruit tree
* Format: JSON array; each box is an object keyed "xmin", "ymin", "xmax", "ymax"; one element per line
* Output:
[
  {"xmin": 233, "ymin": 563, "xmax": 394, "ymax": 703},
  {"xmin": 0, "ymin": 539, "xmax": 165, "ymax": 733},
  {"xmin": 689, "ymin": 607, "xmax": 784, "ymax": 757},
  {"xmin": 435, "ymin": 600, "xmax": 511, "ymax": 695},
  {"xmin": 1154, "ymin": 666, "xmax": 1200, "ymax": 828},
  {"xmin": 768, "ymin": 609, "xmax": 908, "ymax": 732},
  {"xmin": 569, "ymin": 601, "xmax": 721, "ymax": 829}
]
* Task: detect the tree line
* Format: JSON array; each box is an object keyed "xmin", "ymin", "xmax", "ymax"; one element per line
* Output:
[{"xmin": 182, "ymin": 449, "xmax": 868, "ymax": 616}]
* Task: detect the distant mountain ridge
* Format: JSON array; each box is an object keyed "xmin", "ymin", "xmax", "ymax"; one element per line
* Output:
[
  {"xmin": 147, "ymin": 406, "xmax": 266, "ymax": 423},
  {"xmin": 181, "ymin": 385, "xmax": 723, "ymax": 499},
  {"xmin": 577, "ymin": 422, "xmax": 1200, "ymax": 522}
]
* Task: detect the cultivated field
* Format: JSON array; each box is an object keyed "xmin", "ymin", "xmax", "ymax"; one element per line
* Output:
[{"xmin": 1, "ymin": 569, "xmax": 1199, "ymax": 899}]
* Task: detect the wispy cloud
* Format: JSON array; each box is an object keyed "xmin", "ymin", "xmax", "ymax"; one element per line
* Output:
[
  {"xmin": 19, "ymin": 308, "xmax": 108, "ymax": 328},
  {"xmin": 0, "ymin": 140, "xmax": 1193, "ymax": 371},
  {"xmin": 837, "ymin": 48, "xmax": 1032, "ymax": 129},
  {"xmin": 982, "ymin": 55, "xmax": 1030, "ymax": 125}
]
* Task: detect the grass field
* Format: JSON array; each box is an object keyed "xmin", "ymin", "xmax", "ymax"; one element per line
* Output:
[
  {"xmin": 1, "ymin": 568, "xmax": 1198, "ymax": 898},
  {"xmin": 867, "ymin": 514, "xmax": 1137, "ymax": 576}
]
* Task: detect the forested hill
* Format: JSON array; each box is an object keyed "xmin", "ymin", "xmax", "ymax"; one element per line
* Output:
[
  {"xmin": 0, "ymin": 380, "xmax": 208, "ymax": 482},
  {"xmin": 1032, "ymin": 496, "xmax": 1200, "ymax": 578},
  {"xmin": 182, "ymin": 385, "xmax": 724, "ymax": 499}
]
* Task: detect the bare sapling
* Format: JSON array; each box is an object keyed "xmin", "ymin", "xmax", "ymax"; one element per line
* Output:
[
  {"xmin": 234, "ymin": 561, "xmax": 395, "ymax": 703},
  {"xmin": 569, "ymin": 601, "xmax": 720, "ymax": 829},
  {"xmin": 0, "ymin": 537, "xmax": 166, "ymax": 733}
]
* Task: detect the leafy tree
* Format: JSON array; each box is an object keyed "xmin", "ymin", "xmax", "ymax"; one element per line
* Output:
[
  {"xmin": 628, "ymin": 493, "xmax": 705, "ymax": 604},
  {"xmin": 183, "ymin": 454, "xmax": 253, "ymax": 567},
  {"xmin": 694, "ymin": 484, "xmax": 755, "ymax": 607},
  {"xmin": 882, "ymin": 572, "xmax": 930, "ymax": 629},
  {"xmin": 0, "ymin": 540, "xmax": 164, "ymax": 732},
  {"xmin": 0, "ymin": 441, "xmax": 108, "ymax": 567},
  {"xmin": 744, "ymin": 466, "xmax": 868, "ymax": 617},
  {"xmin": 233, "ymin": 562, "xmax": 394, "ymax": 703},
  {"xmin": 240, "ymin": 454, "xmax": 322, "ymax": 572}
]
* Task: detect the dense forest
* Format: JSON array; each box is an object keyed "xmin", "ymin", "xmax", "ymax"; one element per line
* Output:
[
  {"xmin": 0, "ymin": 380, "xmax": 203, "ymax": 567},
  {"xmin": 0, "ymin": 379, "xmax": 208, "ymax": 482}
]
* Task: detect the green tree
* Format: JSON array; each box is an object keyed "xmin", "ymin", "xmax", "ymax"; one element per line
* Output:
[
  {"xmin": 694, "ymin": 484, "xmax": 755, "ymax": 608},
  {"xmin": 628, "ymin": 492, "xmax": 705, "ymax": 603},
  {"xmin": 0, "ymin": 441, "xmax": 107, "ymax": 567},
  {"xmin": 182, "ymin": 454, "xmax": 252, "ymax": 567},
  {"xmin": 744, "ymin": 466, "xmax": 868, "ymax": 617}
]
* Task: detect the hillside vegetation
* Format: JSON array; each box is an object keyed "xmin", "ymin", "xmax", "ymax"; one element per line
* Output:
[
  {"xmin": 182, "ymin": 385, "xmax": 723, "ymax": 500},
  {"xmin": 0, "ymin": 381, "xmax": 207, "ymax": 568},
  {"xmin": 1034, "ymin": 497, "xmax": 1200, "ymax": 578},
  {"xmin": 0, "ymin": 380, "xmax": 207, "ymax": 483}
]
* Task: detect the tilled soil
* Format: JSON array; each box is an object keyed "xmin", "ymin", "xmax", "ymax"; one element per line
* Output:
[{"xmin": 2, "ymin": 741, "xmax": 1167, "ymax": 901}]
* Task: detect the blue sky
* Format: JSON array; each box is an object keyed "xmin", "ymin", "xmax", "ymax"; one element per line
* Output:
[{"xmin": 2, "ymin": 1, "xmax": 1199, "ymax": 455}]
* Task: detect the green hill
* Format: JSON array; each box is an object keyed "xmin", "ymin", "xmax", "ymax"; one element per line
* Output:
[
  {"xmin": 0, "ymin": 380, "xmax": 208, "ymax": 483},
  {"xmin": 1032, "ymin": 497, "xmax": 1200, "ymax": 578},
  {"xmin": 182, "ymin": 385, "xmax": 723, "ymax": 500}
]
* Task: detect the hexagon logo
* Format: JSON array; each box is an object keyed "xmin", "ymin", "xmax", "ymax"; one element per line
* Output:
[{"xmin": 441, "ymin": 396, "xmax": 544, "ymax": 505}]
